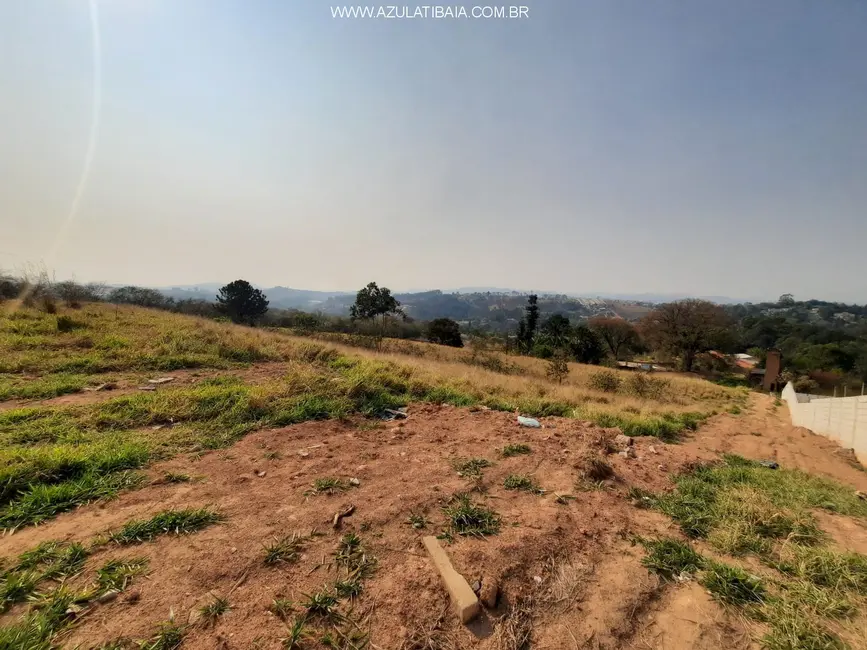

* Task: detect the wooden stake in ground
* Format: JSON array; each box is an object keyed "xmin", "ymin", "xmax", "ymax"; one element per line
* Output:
[{"xmin": 421, "ymin": 536, "xmax": 480, "ymax": 624}]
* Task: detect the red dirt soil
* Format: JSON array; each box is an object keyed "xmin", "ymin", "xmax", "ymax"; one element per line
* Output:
[{"xmin": 2, "ymin": 394, "xmax": 866, "ymax": 649}]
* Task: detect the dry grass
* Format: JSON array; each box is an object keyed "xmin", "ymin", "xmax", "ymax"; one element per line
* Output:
[{"xmin": 0, "ymin": 304, "xmax": 741, "ymax": 531}]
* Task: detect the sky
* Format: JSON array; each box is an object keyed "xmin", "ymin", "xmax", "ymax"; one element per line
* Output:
[{"xmin": 1, "ymin": 0, "xmax": 866, "ymax": 303}]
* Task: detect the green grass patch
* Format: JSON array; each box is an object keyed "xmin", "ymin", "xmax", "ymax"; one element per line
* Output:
[
  {"xmin": 96, "ymin": 558, "xmax": 149, "ymax": 593},
  {"xmin": 109, "ymin": 507, "xmax": 224, "ymax": 544},
  {"xmin": 700, "ymin": 560, "xmax": 767, "ymax": 606},
  {"xmin": 0, "ymin": 373, "xmax": 89, "ymax": 400},
  {"xmin": 308, "ymin": 477, "xmax": 348, "ymax": 495},
  {"xmin": 651, "ymin": 455, "xmax": 867, "ymax": 544},
  {"xmin": 1, "ymin": 470, "xmax": 145, "ymax": 531},
  {"xmin": 452, "ymin": 458, "xmax": 492, "ymax": 481},
  {"xmin": 639, "ymin": 537, "xmax": 705, "ymax": 581},
  {"xmin": 503, "ymin": 474, "xmax": 544, "ymax": 494},
  {"xmin": 501, "ymin": 443, "xmax": 532, "ymax": 458},
  {"xmin": 442, "ymin": 493, "xmax": 501, "ymax": 537}
]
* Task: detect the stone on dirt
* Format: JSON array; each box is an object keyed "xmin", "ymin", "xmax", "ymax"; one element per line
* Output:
[
  {"xmin": 618, "ymin": 447, "xmax": 636, "ymax": 459},
  {"xmin": 614, "ymin": 434, "xmax": 633, "ymax": 448},
  {"xmin": 480, "ymin": 576, "xmax": 499, "ymax": 608},
  {"xmin": 422, "ymin": 536, "xmax": 480, "ymax": 624}
]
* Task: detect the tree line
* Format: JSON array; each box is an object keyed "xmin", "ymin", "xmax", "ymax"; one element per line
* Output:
[{"xmin": 3, "ymin": 269, "xmax": 863, "ymax": 385}]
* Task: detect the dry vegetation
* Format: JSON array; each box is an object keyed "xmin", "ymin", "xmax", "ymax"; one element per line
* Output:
[{"xmin": 1, "ymin": 303, "xmax": 865, "ymax": 650}]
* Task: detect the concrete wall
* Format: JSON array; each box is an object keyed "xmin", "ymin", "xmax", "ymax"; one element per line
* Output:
[{"xmin": 782, "ymin": 382, "xmax": 867, "ymax": 462}]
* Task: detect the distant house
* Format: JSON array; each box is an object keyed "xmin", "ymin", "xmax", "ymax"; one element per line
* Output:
[{"xmin": 734, "ymin": 353, "xmax": 759, "ymax": 369}]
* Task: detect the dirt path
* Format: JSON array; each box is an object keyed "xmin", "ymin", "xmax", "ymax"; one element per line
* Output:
[
  {"xmin": 682, "ymin": 393, "xmax": 867, "ymax": 490},
  {"xmin": 1, "ymin": 395, "xmax": 865, "ymax": 649}
]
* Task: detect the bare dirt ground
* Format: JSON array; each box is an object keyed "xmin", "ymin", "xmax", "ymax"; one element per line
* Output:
[{"xmin": 3, "ymin": 394, "xmax": 866, "ymax": 649}]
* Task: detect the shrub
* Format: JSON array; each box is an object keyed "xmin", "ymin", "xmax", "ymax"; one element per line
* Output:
[
  {"xmin": 588, "ymin": 370, "xmax": 622, "ymax": 393},
  {"xmin": 426, "ymin": 318, "xmax": 463, "ymax": 348},
  {"xmin": 793, "ymin": 376, "xmax": 820, "ymax": 394},
  {"xmin": 624, "ymin": 373, "xmax": 671, "ymax": 400},
  {"xmin": 56, "ymin": 316, "xmax": 84, "ymax": 333},
  {"xmin": 546, "ymin": 350, "xmax": 569, "ymax": 384}
]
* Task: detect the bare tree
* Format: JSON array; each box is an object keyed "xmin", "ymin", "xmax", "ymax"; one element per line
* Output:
[
  {"xmin": 589, "ymin": 316, "xmax": 640, "ymax": 360},
  {"xmin": 640, "ymin": 299, "xmax": 730, "ymax": 372}
]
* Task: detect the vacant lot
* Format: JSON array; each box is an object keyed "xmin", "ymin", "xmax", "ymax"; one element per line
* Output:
[{"xmin": 1, "ymin": 305, "xmax": 865, "ymax": 649}]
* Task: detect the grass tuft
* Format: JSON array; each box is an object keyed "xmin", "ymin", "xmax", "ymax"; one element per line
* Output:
[
  {"xmin": 199, "ymin": 595, "xmax": 231, "ymax": 627},
  {"xmin": 264, "ymin": 532, "xmax": 307, "ymax": 566},
  {"xmin": 301, "ymin": 588, "xmax": 340, "ymax": 620},
  {"xmin": 451, "ymin": 458, "xmax": 492, "ymax": 481},
  {"xmin": 308, "ymin": 477, "xmax": 348, "ymax": 495},
  {"xmin": 639, "ymin": 537, "xmax": 705, "ymax": 581},
  {"xmin": 442, "ymin": 493, "xmax": 501, "ymax": 537},
  {"xmin": 96, "ymin": 558, "xmax": 148, "ymax": 593},
  {"xmin": 503, "ymin": 474, "xmax": 544, "ymax": 494},
  {"xmin": 501, "ymin": 443, "xmax": 531, "ymax": 458},
  {"xmin": 281, "ymin": 616, "xmax": 307, "ymax": 649},
  {"xmin": 140, "ymin": 620, "xmax": 185, "ymax": 650},
  {"xmin": 109, "ymin": 507, "xmax": 224, "ymax": 544}
]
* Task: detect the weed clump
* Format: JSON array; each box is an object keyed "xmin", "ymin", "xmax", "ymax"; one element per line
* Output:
[
  {"xmin": 443, "ymin": 493, "xmax": 501, "ymax": 537},
  {"xmin": 501, "ymin": 443, "xmax": 532, "ymax": 458},
  {"xmin": 503, "ymin": 474, "xmax": 544, "ymax": 494}
]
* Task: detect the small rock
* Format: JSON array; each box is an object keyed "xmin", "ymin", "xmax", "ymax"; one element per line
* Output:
[
  {"xmin": 349, "ymin": 478, "xmax": 361, "ymax": 486},
  {"xmin": 189, "ymin": 608, "xmax": 202, "ymax": 625},
  {"xmin": 648, "ymin": 445, "xmax": 657, "ymax": 454},
  {"xmin": 95, "ymin": 590, "xmax": 119, "ymax": 604},
  {"xmin": 148, "ymin": 377, "xmax": 176, "ymax": 384},
  {"xmin": 231, "ymin": 547, "xmax": 238, "ymax": 553},
  {"xmin": 856, "ymin": 491, "xmax": 866, "ymax": 501},
  {"xmin": 125, "ymin": 590, "xmax": 141, "ymax": 604},
  {"xmin": 400, "ymin": 452, "xmax": 406, "ymax": 457},
  {"xmin": 614, "ymin": 434, "xmax": 633, "ymax": 448},
  {"xmin": 471, "ymin": 580, "xmax": 481, "ymax": 594},
  {"xmin": 480, "ymin": 576, "xmax": 499, "ymax": 608},
  {"xmin": 138, "ymin": 385, "xmax": 157, "ymax": 391},
  {"xmin": 298, "ymin": 451, "xmax": 309, "ymax": 458},
  {"xmin": 390, "ymin": 427, "xmax": 402, "ymax": 434},
  {"xmin": 618, "ymin": 448, "xmax": 636, "ymax": 459},
  {"xmin": 533, "ymin": 575, "xmax": 543, "ymax": 584},
  {"xmin": 658, "ymin": 464, "xmax": 667, "ymax": 471},
  {"xmin": 760, "ymin": 460, "xmax": 779, "ymax": 470},
  {"xmin": 256, "ymin": 470, "xmax": 267, "ymax": 477}
]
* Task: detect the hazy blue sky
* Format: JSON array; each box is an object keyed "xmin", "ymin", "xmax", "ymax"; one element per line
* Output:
[{"xmin": 2, "ymin": 1, "xmax": 866, "ymax": 302}]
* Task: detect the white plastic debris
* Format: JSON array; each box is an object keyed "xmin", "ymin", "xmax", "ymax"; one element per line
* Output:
[{"xmin": 517, "ymin": 416, "xmax": 541, "ymax": 428}]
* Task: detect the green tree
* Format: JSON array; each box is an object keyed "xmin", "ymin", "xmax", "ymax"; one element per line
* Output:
[
  {"xmin": 778, "ymin": 293, "xmax": 795, "ymax": 306},
  {"xmin": 539, "ymin": 314, "xmax": 572, "ymax": 348},
  {"xmin": 570, "ymin": 325, "xmax": 605, "ymax": 365},
  {"xmin": 427, "ymin": 318, "xmax": 463, "ymax": 347},
  {"xmin": 215, "ymin": 280, "xmax": 269, "ymax": 324},
  {"xmin": 516, "ymin": 294, "xmax": 540, "ymax": 352},
  {"xmin": 349, "ymin": 282, "xmax": 404, "ymax": 341}
]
